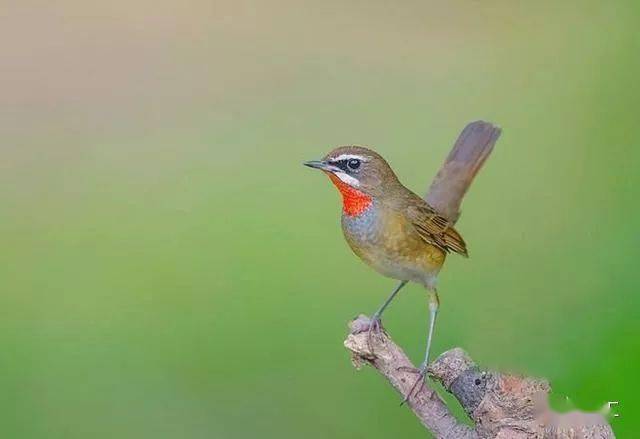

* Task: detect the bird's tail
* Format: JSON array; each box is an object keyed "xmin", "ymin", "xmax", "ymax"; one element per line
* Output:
[{"xmin": 425, "ymin": 121, "xmax": 501, "ymax": 223}]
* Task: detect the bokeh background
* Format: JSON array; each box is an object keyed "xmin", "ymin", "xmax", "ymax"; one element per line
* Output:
[{"xmin": 1, "ymin": 1, "xmax": 638, "ymax": 437}]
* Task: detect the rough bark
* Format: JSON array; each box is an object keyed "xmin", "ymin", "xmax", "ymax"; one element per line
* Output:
[{"xmin": 345, "ymin": 315, "xmax": 615, "ymax": 439}]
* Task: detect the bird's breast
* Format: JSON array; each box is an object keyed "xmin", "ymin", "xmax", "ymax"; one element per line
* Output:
[
  {"xmin": 341, "ymin": 202, "xmax": 445, "ymax": 285},
  {"xmin": 341, "ymin": 202, "xmax": 381, "ymax": 245}
]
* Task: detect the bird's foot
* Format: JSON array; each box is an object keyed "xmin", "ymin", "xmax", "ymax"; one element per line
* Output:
[
  {"xmin": 400, "ymin": 362, "xmax": 429, "ymax": 405},
  {"xmin": 366, "ymin": 313, "xmax": 384, "ymax": 354},
  {"xmin": 349, "ymin": 313, "xmax": 384, "ymax": 355}
]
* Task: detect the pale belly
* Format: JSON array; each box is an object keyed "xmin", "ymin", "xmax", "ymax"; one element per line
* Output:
[{"xmin": 341, "ymin": 204, "xmax": 444, "ymax": 288}]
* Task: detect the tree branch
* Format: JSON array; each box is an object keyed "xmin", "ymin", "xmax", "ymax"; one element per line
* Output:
[
  {"xmin": 345, "ymin": 315, "xmax": 615, "ymax": 439},
  {"xmin": 346, "ymin": 316, "xmax": 477, "ymax": 439}
]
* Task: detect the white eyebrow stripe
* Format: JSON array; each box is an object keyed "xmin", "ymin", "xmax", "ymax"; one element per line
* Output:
[
  {"xmin": 334, "ymin": 171, "xmax": 360, "ymax": 187},
  {"xmin": 331, "ymin": 154, "xmax": 369, "ymax": 162}
]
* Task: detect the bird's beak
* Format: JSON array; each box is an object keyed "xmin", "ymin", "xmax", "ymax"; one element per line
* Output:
[{"xmin": 303, "ymin": 160, "xmax": 338, "ymax": 172}]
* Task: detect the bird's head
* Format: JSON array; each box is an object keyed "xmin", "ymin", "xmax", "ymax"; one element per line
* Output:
[{"xmin": 304, "ymin": 146, "xmax": 400, "ymax": 215}]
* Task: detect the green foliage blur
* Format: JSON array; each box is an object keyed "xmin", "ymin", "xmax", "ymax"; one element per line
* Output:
[{"xmin": 1, "ymin": 1, "xmax": 638, "ymax": 437}]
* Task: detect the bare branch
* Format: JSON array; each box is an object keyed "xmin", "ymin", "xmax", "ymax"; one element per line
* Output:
[
  {"xmin": 346, "ymin": 315, "xmax": 477, "ymax": 439},
  {"xmin": 344, "ymin": 315, "xmax": 615, "ymax": 439}
]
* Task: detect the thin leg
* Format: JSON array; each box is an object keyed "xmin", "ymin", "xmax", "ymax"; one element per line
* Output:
[
  {"xmin": 373, "ymin": 280, "xmax": 408, "ymax": 320},
  {"xmin": 402, "ymin": 289, "xmax": 439, "ymax": 404},
  {"xmin": 423, "ymin": 289, "xmax": 439, "ymax": 368},
  {"xmin": 367, "ymin": 280, "xmax": 408, "ymax": 351}
]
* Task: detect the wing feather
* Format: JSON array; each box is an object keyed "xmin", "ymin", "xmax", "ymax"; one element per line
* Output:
[{"xmin": 406, "ymin": 204, "xmax": 468, "ymax": 257}]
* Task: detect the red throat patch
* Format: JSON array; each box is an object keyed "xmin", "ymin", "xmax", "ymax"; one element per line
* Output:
[{"xmin": 327, "ymin": 173, "xmax": 372, "ymax": 217}]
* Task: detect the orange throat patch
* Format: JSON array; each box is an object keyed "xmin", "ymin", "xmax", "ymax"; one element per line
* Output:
[{"xmin": 327, "ymin": 173, "xmax": 372, "ymax": 217}]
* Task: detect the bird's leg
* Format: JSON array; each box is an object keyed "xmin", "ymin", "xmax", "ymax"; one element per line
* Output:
[
  {"xmin": 361, "ymin": 280, "xmax": 408, "ymax": 353},
  {"xmin": 423, "ymin": 289, "xmax": 439, "ymax": 369},
  {"xmin": 402, "ymin": 289, "xmax": 439, "ymax": 404}
]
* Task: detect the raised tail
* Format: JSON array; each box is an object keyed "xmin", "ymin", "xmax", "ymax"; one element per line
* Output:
[{"xmin": 425, "ymin": 121, "xmax": 501, "ymax": 223}]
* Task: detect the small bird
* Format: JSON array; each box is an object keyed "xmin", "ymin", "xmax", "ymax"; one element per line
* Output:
[{"xmin": 304, "ymin": 146, "xmax": 469, "ymax": 399}]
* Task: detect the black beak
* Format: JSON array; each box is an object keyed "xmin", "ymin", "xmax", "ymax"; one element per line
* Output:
[{"xmin": 303, "ymin": 160, "xmax": 336, "ymax": 172}]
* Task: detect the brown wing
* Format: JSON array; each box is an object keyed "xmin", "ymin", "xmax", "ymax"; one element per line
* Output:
[{"xmin": 406, "ymin": 203, "xmax": 468, "ymax": 257}]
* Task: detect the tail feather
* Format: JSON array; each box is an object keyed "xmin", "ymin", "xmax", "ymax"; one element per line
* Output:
[{"xmin": 426, "ymin": 121, "xmax": 501, "ymax": 223}]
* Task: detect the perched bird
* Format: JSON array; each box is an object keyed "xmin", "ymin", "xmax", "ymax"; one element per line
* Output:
[{"xmin": 304, "ymin": 122, "xmax": 500, "ymax": 400}]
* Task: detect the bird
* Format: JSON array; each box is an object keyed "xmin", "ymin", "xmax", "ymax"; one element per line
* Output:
[{"xmin": 304, "ymin": 145, "xmax": 471, "ymax": 401}]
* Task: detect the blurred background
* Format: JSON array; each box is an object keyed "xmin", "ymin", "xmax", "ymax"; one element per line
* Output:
[{"xmin": 1, "ymin": 1, "xmax": 638, "ymax": 437}]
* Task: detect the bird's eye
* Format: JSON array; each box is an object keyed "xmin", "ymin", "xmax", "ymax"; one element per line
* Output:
[{"xmin": 347, "ymin": 159, "xmax": 361, "ymax": 170}]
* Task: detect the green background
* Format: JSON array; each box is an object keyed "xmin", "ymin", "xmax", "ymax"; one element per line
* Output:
[{"xmin": 1, "ymin": 1, "xmax": 638, "ymax": 437}]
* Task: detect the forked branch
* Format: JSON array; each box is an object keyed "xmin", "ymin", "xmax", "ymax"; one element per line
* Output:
[{"xmin": 345, "ymin": 315, "xmax": 615, "ymax": 439}]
